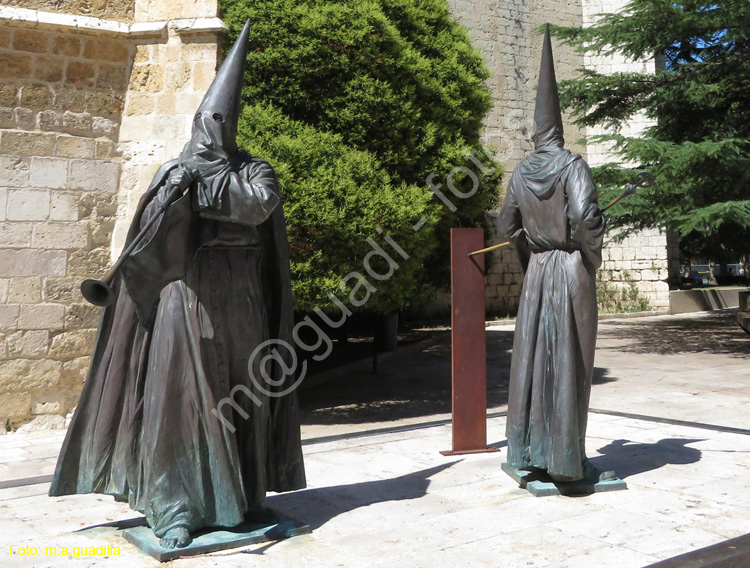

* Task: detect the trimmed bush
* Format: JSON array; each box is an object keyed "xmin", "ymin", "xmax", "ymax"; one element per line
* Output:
[{"xmin": 223, "ymin": 0, "xmax": 501, "ymax": 313}]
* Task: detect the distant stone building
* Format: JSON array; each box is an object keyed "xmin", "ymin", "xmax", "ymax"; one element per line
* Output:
[{"xmin": 0, "ymin": 0, "xmax": 675, "ymax": 430}]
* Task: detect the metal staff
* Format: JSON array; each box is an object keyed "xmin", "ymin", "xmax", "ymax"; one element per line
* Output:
[
  {"xmin": 80, "ymin": 183, "xmax": 186, "ymax": 307},
  {"xmin": 599, "ymin": 170, "xmax": 654, "ymax": 212},
  {"xmin": 467, "ymin": 171, "xmax": 655, "ymax": 257}
]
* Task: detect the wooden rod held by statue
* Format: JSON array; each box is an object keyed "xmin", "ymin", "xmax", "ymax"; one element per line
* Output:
[
  {"xmin": 80, "ymin": 183, "xmax": 184, "ymax": 307},
  {"xmin": 467, "ymin": 241, "xmax": 511, "ymax": 257}
]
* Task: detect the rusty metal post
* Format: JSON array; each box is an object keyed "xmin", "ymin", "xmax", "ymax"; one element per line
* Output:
[{"xmin": 441, "ymin": 228, "xmax": 498, "ymax": 456}]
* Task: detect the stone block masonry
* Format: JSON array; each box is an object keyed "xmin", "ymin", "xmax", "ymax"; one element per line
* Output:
[
  {"xmin": 0, "ymin": 3, "xmax": 223, "ymax": 430},
  {"xmin": 0, "ymin": 24, "xmax": 129, "ymax": 430},
  {"xmin": 112, "ymin": 27, "xmax": 221, "ymax": 256},
  {"xmin": 2, "ymin": 1, "xmax": 135, "ymax": 23}
]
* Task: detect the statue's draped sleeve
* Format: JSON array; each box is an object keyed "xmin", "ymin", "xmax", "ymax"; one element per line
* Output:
[
  {"xmin": 497, "ymin": 179, "xmax": 531, "ymax": 273},
  {"xmin": 120, "ymin": 162, "xmax": 191, "ymax": 327},
  {"xmin": 563, "ymin": 159, "xmax": 606, "ymax": 270},
  {"xmin": 120, "ymin": 157, "xmax": 283, "ymax": 325}
]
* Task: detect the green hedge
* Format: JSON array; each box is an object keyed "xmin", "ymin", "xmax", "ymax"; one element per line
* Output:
[{"xmin": 222, "ymin": 0, "xmax": 501, "ymax": 313}]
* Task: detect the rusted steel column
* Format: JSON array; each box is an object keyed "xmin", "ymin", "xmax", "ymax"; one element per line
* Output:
[{"xmin": 441, "ymin": 228, "xmax": 498, "ymax": 456}]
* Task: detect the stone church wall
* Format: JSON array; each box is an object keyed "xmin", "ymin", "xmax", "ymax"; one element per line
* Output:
[
  {"xmin": 0, "ymin": 1, "xmax": 222, "ymax": 430},
  {"xmin": 0, "ymin": 19, "xmax": 132, "ymax": 429},
  {"xmin": 3, "ymin": 0, "xmax": 135, "ymax": 23}
]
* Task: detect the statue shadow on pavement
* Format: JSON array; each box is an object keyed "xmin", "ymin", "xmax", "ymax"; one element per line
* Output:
[
  {"xmin": 592, "ymin": 367, "xmax": 617, "ymax": 385},
  {"xmin": 74, "ymin": 462, "xmax": 459, "ymax": 559},
  {"xmin": 265, "ymin": 461, "xmax": 458, "ymax": 530},
  {"xmin": 588, "ymin": 438, "xmax": 703, "ymax": 479}
]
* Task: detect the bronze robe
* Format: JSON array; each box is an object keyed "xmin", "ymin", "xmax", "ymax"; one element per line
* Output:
[
  {"xmin": 50, "ymin": 155, "xmax": 306, "ymax": 537},
  {"xmin": 498, "ymin": 145, "xmax": 605, "ymax": 481}
]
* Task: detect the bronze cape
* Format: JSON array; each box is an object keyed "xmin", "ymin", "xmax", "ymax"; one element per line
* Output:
[
  {"xmin": 497, "ymin": 138, "xmax": 605, "ymax": 481},
  {"xmin": 49, "ymin": 155, "xmax": 306, "ymax": 537}
]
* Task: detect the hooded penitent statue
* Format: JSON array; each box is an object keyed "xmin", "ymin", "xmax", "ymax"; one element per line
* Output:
[
  {"xmin": 49, "ymin": 20, "xmax": 306, "ymax": 548},
  {"xmin": 497, "ymin": 26, "xmax": 606, "ymax": 482}
]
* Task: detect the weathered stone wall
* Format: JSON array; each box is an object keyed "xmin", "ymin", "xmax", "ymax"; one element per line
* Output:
[
  {"xmin": 3, "ymin": 0, "xmax": 135, "ymax": 23},
  {"xmin": 582, "ymin": 0, "xmax": 670, "ymax": 310},
  {"xmin": 599, "ymin": 228, "xmax": 670, "ymax": 310},
  {"xmin": 0, "ymin": 0, "xmax": 222, "ymax": 430},
  {"xmin": 0, "ymin": 24, "xmax": 131, "ymax": 429},
  {"xmin": 134, "ymin": 0, "xmax": 216, "ymax": 22}
]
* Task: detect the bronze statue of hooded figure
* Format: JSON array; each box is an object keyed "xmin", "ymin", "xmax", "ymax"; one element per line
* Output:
[
  {"xmin": 49, "ymin": 20, "xmax": 306, "ymax": 548},
  {"xmin": 497, "ymin": 26, "xmax": 606, "ymax": 482}
]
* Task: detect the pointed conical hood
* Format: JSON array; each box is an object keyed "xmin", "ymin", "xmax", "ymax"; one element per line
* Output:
[
  {"xmin": 196, "ymin": 18, "xmax": 252, "ymax": 133},
  {"xmin": 532, "ymin": 24, "xmax": 564, "ymax": 146}
]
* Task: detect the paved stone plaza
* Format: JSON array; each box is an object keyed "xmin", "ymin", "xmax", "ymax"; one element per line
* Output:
[{"xmin": 1, "ymin": 310, "xmax": 748, "ymax": 567}]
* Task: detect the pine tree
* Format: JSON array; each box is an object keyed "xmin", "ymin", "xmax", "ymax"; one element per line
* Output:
[{"xmin": 553, "ymin": 0, "xmax": 750, "ymax": 264}]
